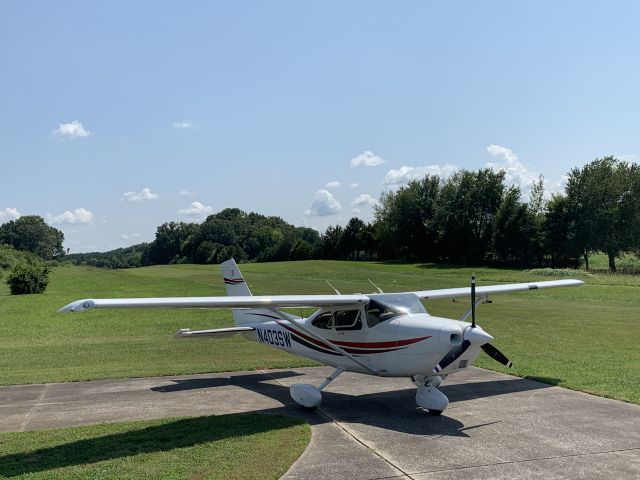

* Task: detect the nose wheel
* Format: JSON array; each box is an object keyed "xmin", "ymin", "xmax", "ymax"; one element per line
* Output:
[{"xmin": 413, "ymin": 375, "xmax": 449, "ymax": 415}]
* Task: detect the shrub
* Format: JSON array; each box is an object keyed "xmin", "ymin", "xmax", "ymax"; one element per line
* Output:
[
  {"xmin": 526, "ymin": 268, "xmax": 592, "ymax": 278},
  {"xmin": 7, "ymin": 263, "xmax": 50, "ymax": 295},
  {"xmin": 0, "ymin": 244, "xmax": 42, "ymax": 270}
]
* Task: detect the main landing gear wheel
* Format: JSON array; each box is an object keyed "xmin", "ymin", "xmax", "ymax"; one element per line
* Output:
[
  {"xmin": 428, "ymin": 409, "xmax": 443, "ymax": 416},
  {"xmin": 290, "ymin": 367, "xmax": 344, "ymax": 409}
]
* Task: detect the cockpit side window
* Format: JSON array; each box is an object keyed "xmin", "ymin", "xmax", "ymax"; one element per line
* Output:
[
  {"xmin": 334, "ymin": 310, "xmax": 362, "ymax": 331},
  {"xmin": 366, "ymin": 299, "xmax": 399, "ymax": 327},
  {"xmin": 366, "ymin": 293, "xmax": 426, "ymax": 327},
  {"xmin": 311, "ymin": 312, "xmax": 333, "ymax": 329}
]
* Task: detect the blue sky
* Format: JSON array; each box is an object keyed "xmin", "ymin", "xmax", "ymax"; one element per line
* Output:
[{"xmin": 1, "ymin": 1, "xmax": 639, "ymax": 252}]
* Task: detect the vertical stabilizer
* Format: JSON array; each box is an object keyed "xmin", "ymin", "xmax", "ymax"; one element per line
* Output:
[
  {"xmin": 220, "ymin": 259, "xmax": 252, "ymax": 297},
  {"xmin": 219, "ymin": 258, "xmax": 300, "ymax": 326}
]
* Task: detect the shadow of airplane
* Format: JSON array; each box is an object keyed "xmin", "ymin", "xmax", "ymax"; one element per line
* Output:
[
  {"xmin": 0, "ymin": 371, "xmax": 559, "ymax": 477},
  {"xmin": 154, "ymin": 369, "xmax": 559, "ymax": 438}
]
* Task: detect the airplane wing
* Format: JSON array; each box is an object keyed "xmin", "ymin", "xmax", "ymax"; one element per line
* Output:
[
  {"xmin": 58, "ymin": 294, "xmax": 369, "ymax": 313},
  {"xmin": 411, "ymin": 279, "xmax": 584, "ymax": 300}
]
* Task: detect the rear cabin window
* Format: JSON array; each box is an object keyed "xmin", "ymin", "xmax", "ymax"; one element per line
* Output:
[
  {"xmin": 334, "ymin": 310, "xmax": 362, "ymax": 331},
  {"xmin": 366, "ymin": 293, "xmax": 426, "ymax": 328}
]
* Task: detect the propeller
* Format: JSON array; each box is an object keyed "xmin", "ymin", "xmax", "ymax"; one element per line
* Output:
[
  {"xmin": 433, "ymin": 340, "xmax": 470, "ymax": 373},
  {"xmin": 433, "ymin": 275, "xmax": 513, "ymax": 374},
  {"xmin": 481, "ymin": 343, "xmax": 513, "ymax": 368}
]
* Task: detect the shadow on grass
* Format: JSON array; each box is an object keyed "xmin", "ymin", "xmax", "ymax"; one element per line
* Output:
[
  {"xmin": 523, "ymin": 375, "xmax": 563, "ymax": 386},
  {"xmin": 0, "ymin": 413, "xmax": 304, "ymax": 478}
]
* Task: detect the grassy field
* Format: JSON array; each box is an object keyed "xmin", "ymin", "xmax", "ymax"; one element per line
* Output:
[
  {"xmin": 0, "ymin": 261, "xmax": 638, "ymax": 403},
  {"xmin": 0, "ymin": 413, "xmax": 310, "ymax": 479}
]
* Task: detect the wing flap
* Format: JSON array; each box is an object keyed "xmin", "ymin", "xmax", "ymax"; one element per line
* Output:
[
  {"xmin": 413, "ymin": 279, "xmax": 584, "ymax": 300},
  {"xmin": 59, "ymin": 294, "xmax": 369, "ymax": 313}
]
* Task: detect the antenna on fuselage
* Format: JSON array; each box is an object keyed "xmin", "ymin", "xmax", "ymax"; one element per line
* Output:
[
  {"xmin": 368, "ymin": 278, "xmax": 384, "ymax": 294},
  {"xmin": 471, "ymin": 274, "xmax": 476, "ymax": 328},
  {"xmin": 326, "ymin": 281, "xmax": 341, "ymax": 295}
]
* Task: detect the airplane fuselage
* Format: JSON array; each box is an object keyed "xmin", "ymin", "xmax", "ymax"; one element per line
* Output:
[{"xmin": 243, "ymin": 312, "xmax": 489, "ymax": 378}]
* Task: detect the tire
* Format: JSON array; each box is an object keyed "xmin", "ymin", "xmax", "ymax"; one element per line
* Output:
[{"xmin": 428, "ymin": 409, "xmax": 443, "ymax": 416}]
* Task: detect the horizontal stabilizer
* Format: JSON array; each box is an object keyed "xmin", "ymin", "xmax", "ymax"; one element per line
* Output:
[{"xmin": 175, "ymin": 326, "xmax": 255, "ymax": 338}]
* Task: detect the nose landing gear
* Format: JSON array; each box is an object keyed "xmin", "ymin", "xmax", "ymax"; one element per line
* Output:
[{"xmin": 413, "ymin": 375, "xmax": 449, "ymax": 415}]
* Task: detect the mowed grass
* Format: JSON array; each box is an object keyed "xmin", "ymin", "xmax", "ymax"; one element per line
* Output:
[
  {"xmin": 0, "ymin": 261, "xmax": 638, "ymax": 403},
  {"xmin": 0, "ymin": 413, "xmax": 310, "ymax": 479}
]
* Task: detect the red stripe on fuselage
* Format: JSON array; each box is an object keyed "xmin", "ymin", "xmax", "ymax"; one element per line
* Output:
[
  {"xmin": 331, "ymin": 336, "xmax": 431, "ymax": 348},
  {"xmin": 274, "ymin": 320, "xmax": 430, "ymax": 353}
]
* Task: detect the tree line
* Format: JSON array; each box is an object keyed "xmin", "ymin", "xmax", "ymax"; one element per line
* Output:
[{"xmin": 3, "ymin": 156, "xmax": 639, "ymax": 272}]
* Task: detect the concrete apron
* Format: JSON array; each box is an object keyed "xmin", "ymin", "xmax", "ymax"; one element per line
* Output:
[{"xmin": 0, "ymin": 367, "xmax": 639, "ymax": 479}]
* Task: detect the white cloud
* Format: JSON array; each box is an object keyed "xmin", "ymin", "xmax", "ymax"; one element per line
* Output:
[
  {"xmin": 49, "ymin": 208, "xmax": 94, "ymax": 225},
  {"xmin": 350, "ymin": 182, "xmax": 359, "ymax": 188},
  {"xmin": 178, "ymin": 201, "xmax": 214, "ymax": 218},
  {"xmin": 179, "ymin": 190, "xmax": 197, "ymax": 197},
  {"xmin": 546, "ymin": 175, "xmax": 569, "ymax": 196},
  {"xmin": 325, "ymin": 181, "xmax": 340, "ymax": 189},
  {"xmin": 121, "ymin": 187, "xmax": 158, "ymax": 202},
  {"xmin": 352, "ymin": 208, "xmax": 361, "ymax": 214},
  {"xmin": 120, "ymin": 233, "xmax": 141, "ymax": 241},
  {"xmin": 384, "ymin": 164, "xmax": 458, "ymax": 186},
  {"xmin": 304, "ymin": 189, "xmax": 342, "ymax": 217},
  {"xmin": 0, "ymin": 207, "xmax": 21, "ymax": 223},
  {"xmin": 172, "ymin": 120, "xmax": 195, "ymax": 129},
  {"xmin": 52, "ymin": 121, "xmax": 91, "ymax": 140},
  {"xmin": 616, "ymin": 153, "xmax": 640, "ymax": 163},
  {"xmin": 350, "ymin": 150, "xmax": 386, "ymax": 168},
  {"xmin": 485, "ymin": 144, "xmax": 540, "ymax": 195},
  {"xmin": 351, "ymin": 193, "xmax": 377, "ymax": 207}
]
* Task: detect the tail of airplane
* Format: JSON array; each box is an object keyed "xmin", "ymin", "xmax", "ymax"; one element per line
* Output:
[
  {"xmin": 220, "ymin": 259, "xmax": 252, "ymax": 297},
  {"xmin": 220, "ymin": 259, "xmax": 300, "ymax": 325}
]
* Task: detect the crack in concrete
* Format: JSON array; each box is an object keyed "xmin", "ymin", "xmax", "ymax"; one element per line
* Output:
[
  {"xmin": 261, "ymin": 369, "xmax": 413, "ymax": 480},
  {"xmin": 407, "ymin": 446, "xmax": 640, "ymax": 475},
  {"xmin": 19, "ymin": 383, "xmax": 50, "ymax": 432}
]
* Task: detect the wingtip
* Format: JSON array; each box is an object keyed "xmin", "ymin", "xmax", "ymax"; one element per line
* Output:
[{"xmin": 58, "ymin": 299, "xmax": 95, "ymax": 313}]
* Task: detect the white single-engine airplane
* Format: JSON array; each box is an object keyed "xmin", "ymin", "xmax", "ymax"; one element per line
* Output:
[{"xmin": 60, "ymin": 259, "xmax": 584, "ymax": 415}]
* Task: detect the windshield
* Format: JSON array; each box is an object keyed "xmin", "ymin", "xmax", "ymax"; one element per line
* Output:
[{"xmin": 366, "ymin": 293, "xmax": 426, "ymax": 327}]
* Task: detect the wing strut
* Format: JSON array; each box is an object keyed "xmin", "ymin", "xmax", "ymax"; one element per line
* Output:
[{"xmin": 270, "ymin": 310, "xmax": 379, "ymax": 375}]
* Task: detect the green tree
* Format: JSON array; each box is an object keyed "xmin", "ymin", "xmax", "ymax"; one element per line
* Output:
[
  {"xmin": 374, "ymin": 176, "xmax": 440, "ymax": 261},
  {"xmin": 321, "ymin": 225, "xmax": 343, "ymax": 260},
  {"xmin": 0, "ymin": 215, "xmax": 64, "ymax": 260},
  {"xmin": 566, "ymin": 157, "xmax": 639, "ymax": 271},
  {"xmin": 491, "ymin": 187, "xmax": 535, "ymax": 266},
  {"xmin": 339, "ymin": 218, "xmax": 366, "ymax": 259},
  {"xmin": 542, "ymin": 194, "xmax": 580, "ymax": 267},
  {"xmin": 529, "ymin": 174, "xmax": 546, "ymax": 217},
  {"xmin": 290, "ymin": 239, "xmax": 313, "ymax": 260},
  {"xmin": 146, "ymin": 222, "xmax": 199, "ymax": 265},
  {"xmin": 434, "ymin": 169, "xmax": 505, "ymax": 263}
]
